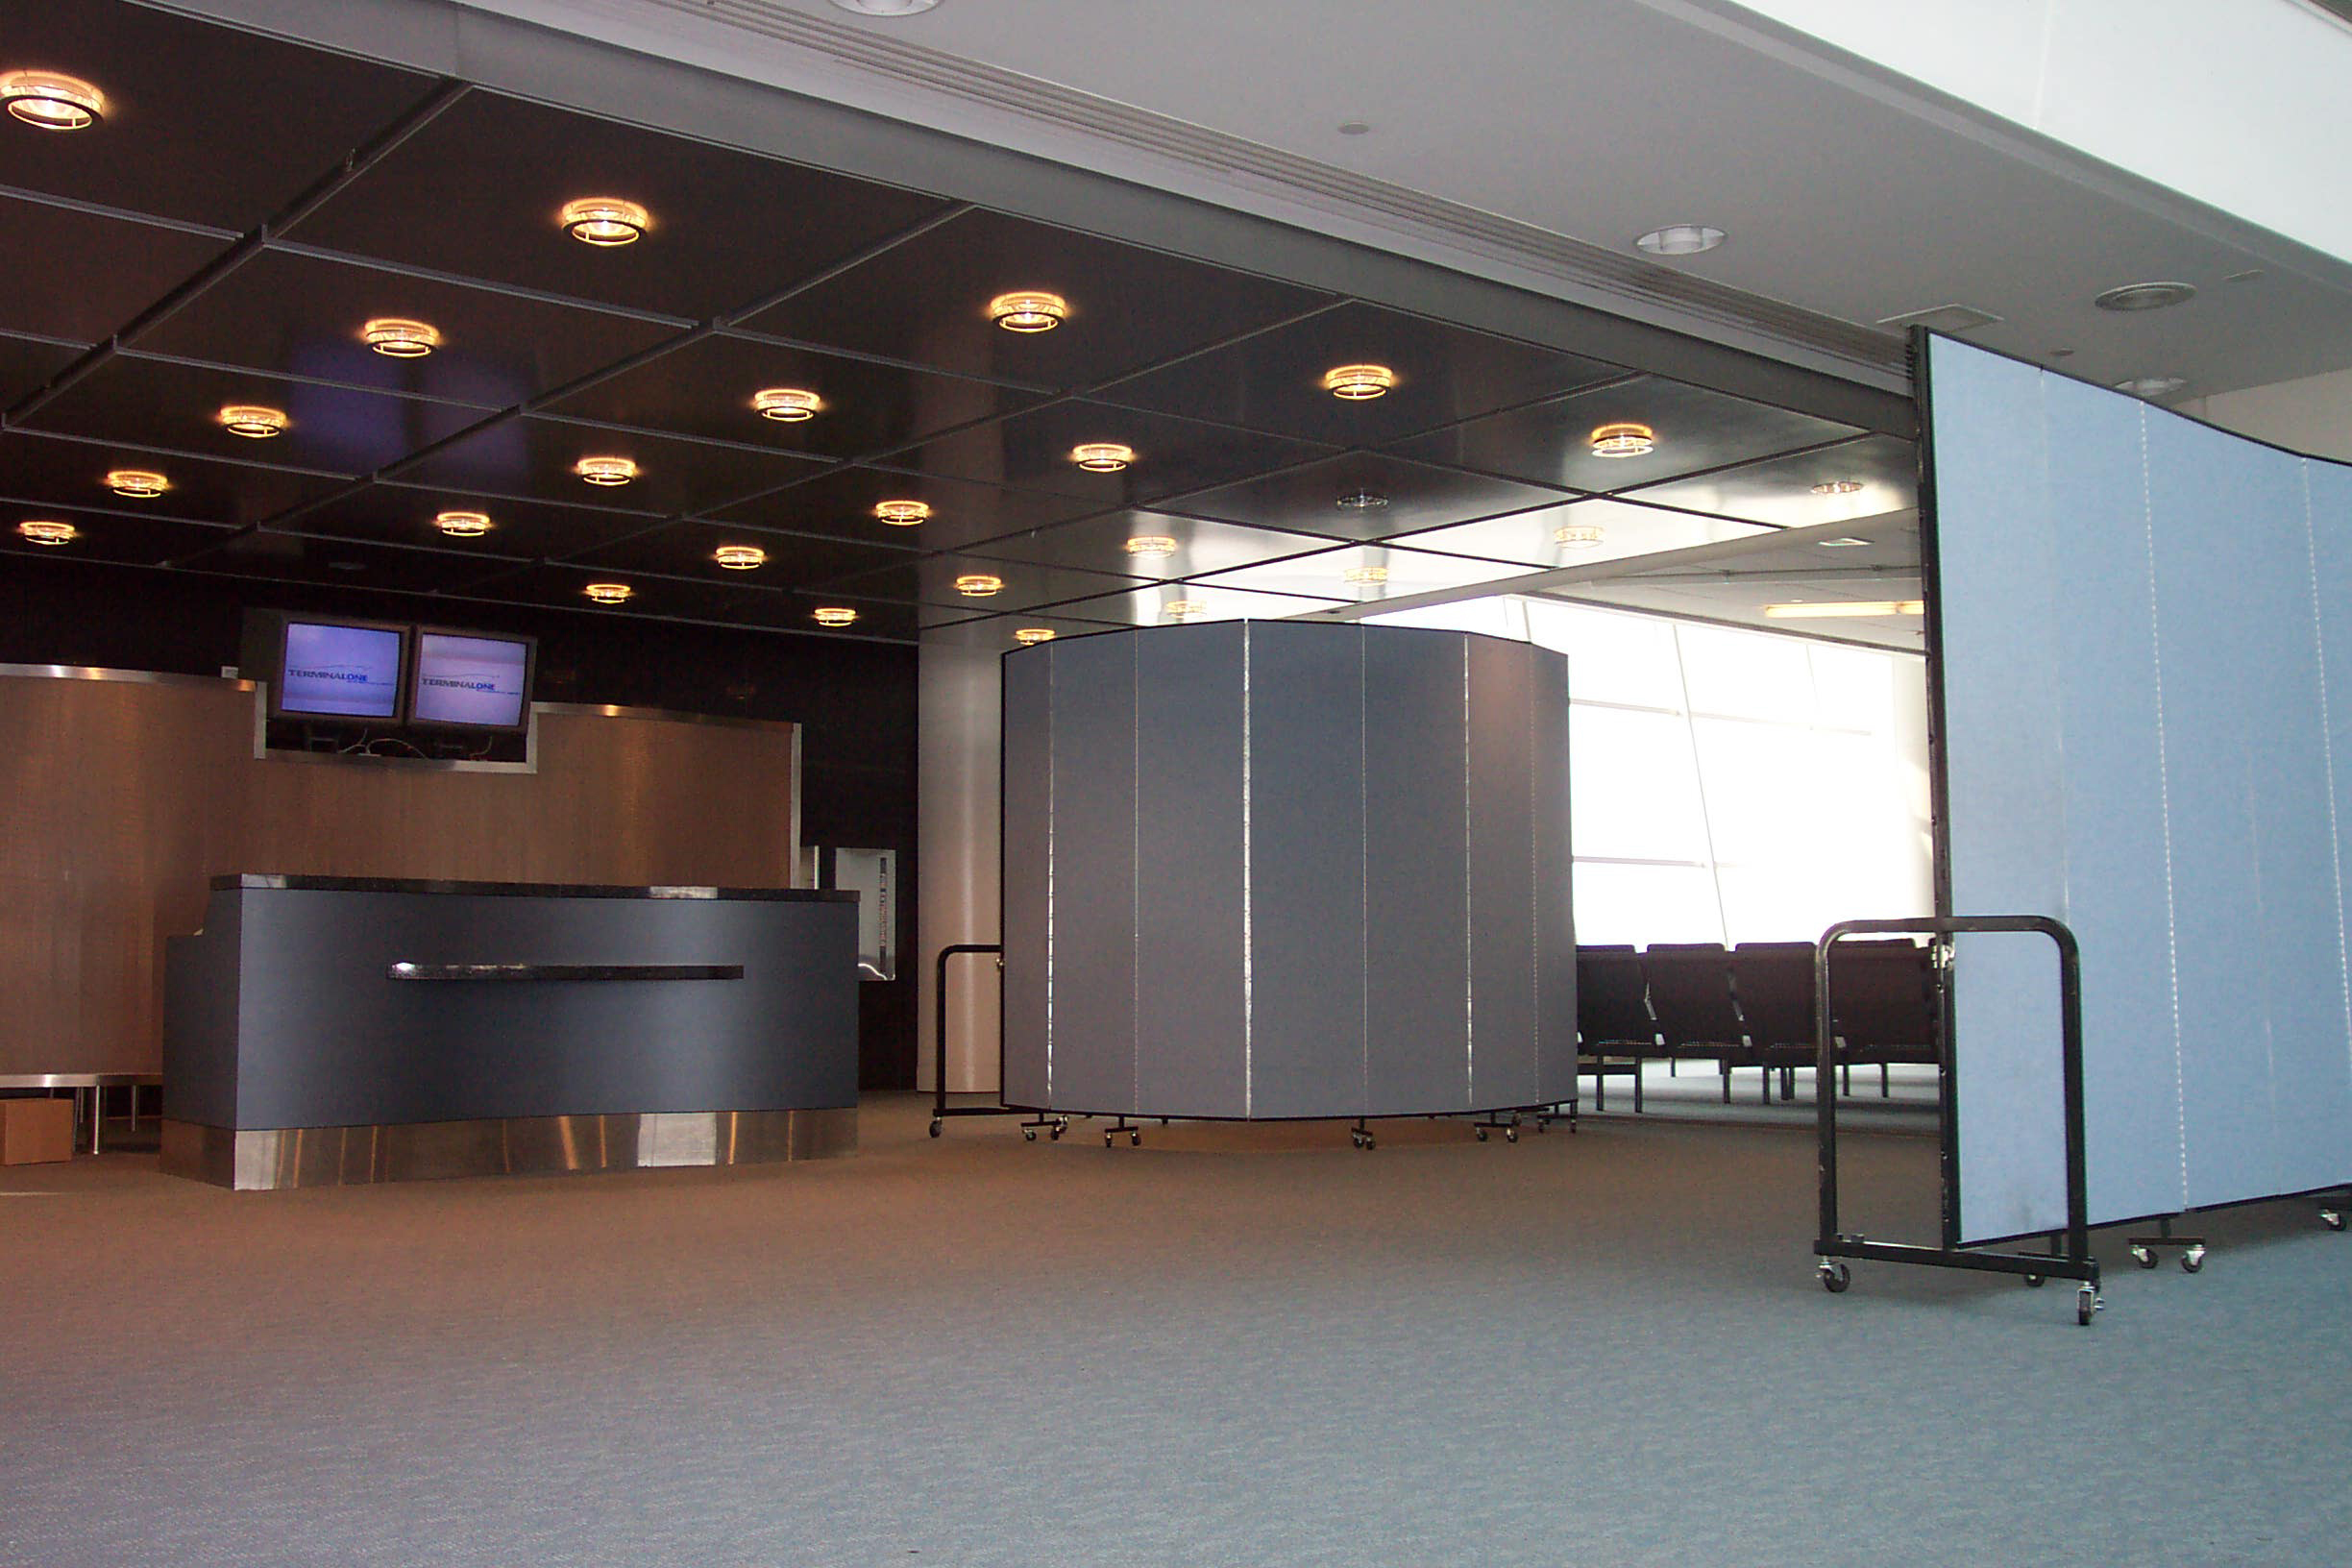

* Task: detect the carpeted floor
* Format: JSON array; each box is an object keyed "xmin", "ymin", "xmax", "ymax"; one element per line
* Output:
[{"xmin": 2, "ymin": 1093, "xmax": 2344, "ymax": 1566}]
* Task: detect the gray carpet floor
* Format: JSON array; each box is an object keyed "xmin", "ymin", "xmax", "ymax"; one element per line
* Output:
[{"xmin": 2, "ymin": 1093, "xmax": 2345, "ymax": 1567}]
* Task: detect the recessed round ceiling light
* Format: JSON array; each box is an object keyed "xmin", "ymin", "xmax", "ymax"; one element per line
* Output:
[
  {"xmin": 753, "ymin": 387, "xmax": 822, "ymax": 422},
  {"xmin": 584, "ymin": 582, "xmax": 633, "ymax": 604},
  {"xmin": 2094, "ymin": 281, "xmax": 2196, "ymax": 312},
  {"xmin": 1342, "ymin": 564, "xmax": 1389, "ymax": 585},
  {"xmin": 104, "ymin": 469, "xmax": 169, "ymax": 499},
  {"xmin": 714, "ymin": 544, "xmax": 767, "ymax": 570},
  {"xmin": 1322, "ymin": 363, "xmax": 1397, "ymax": 401},
  {"xmin": 434, "ymin": 510, "xmax": 493, "ymax": 537},
  {"xmin": 813, "ymin": 605, "xmax": 859, "ymax": 626},
  {"xmin": 1635, "ymin": 224, "xmax": 1725, "ymax": 257},
  {"xmin": 830, "ymin": 0, "xmax": 940, "ymax": 13},
  {"xmin": 988, "ymin": 291, "xmax": 1068, "ymax": 332},
  {"xmin": 1071, "ymin": 442, "xmax": 1135, "ymax": 473},
  {"xmin": 16, "ymin": 519, "xmax": 77, "ymax": 546},
  {"xmin": 1124, "ymin": 535, "xmax": 1178, "ymax": 557},
  {"xmin": 954, "ymin": 573, "xmax": 1005, "ymax": 598},
  {"xmin": 1335, "ymin": 490, "xmax": 1390, "ymax": 511},
  {"xmin": 218, "ymin": 404, "xmax": 287, "ymax": 439},
  {"xmin": 575, "ymin": 455, "xmax": 637, "ymax": 486},
  {"xmin": 1014, "ymin": 626, "xmax": 1057, "ymax": 645},
  {"xmin": 1, "ymin": 71, "xmax": 106, "ymax": 131},
  {"xmin": 1589, "ymin": 421, "xmax": 1655, "ymax": 457},
  {"xmin": 328, "ymin": 560, "xmax": 366, "ymax": 574},
  {"xmin": 1162, "ymin": 600, "xmax": 1209, "ymax": 622},
  {"xmin": 1810, "ymin": 479, "xmax": 1865, "ymax": 496},
  {"xmin": 873, "ymin": 500, "xmax": 931, "ymax": 527},
  {"xmin": 363, "ymin": 317, "xmax": 440, "ymax": 357},
  {"xmin": 1553, "ymin": 524, "xmax": 1605, "ymax": 548},
  {"xmin": 2115, "ymin": 376, "xmax": 2188, "ymax": 399},
  {"xmin": 1336, "ymin": 121, "xmax": 1372, "ymax": 136},
  {"xmin": 559, "ymin": 197, "xmax": 650, "ymax": 247}
]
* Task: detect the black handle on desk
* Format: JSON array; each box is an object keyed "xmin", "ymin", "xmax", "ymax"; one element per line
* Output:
[{"xmin": 385, "ymin": 963, "xmax": 744, "ymax": 982}]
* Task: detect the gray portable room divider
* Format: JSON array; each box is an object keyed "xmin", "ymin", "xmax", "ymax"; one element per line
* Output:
[
  {"xmin": 1925, "ymin": 331, "xmax": 2352, "ymax": 1244},
  {"xmin": 1000, "ymin": 620, "xmax": 1576, "ymax": 1124}
]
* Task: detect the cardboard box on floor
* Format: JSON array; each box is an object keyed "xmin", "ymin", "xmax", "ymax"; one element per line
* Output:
[{"xmin": 0, "ymin": 1098, "xmax": 76, "ymax": 1164}]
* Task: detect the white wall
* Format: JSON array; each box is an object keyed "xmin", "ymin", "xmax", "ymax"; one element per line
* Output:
[{"xmin": 2181, "ymin": 366, "xmax": 2352, "ymax": 463}]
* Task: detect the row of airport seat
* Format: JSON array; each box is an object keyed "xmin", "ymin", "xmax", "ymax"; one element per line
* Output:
[{"xmin": 1575, "ymin": 940, "xmax": 1938, "ymax": 1112}]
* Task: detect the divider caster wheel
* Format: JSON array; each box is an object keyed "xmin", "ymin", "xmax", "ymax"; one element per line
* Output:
[
  {"xmin": 2181, "ymin": 1245, "xmax": 2206, "ymax": 1274},
  {"xmin": 928, "ymin": 1118, "xmax": 942, "ymax": 1139},
  {"xmin": 1505, "ymin": 1126, "xmax": 1518, "ymax": 1144},
  {"xmin": 1474, "ymin": 1127, "xmax": 1489, "ymax": 1142},
  {"xmin": 2323, "ymin": 1208, "xmax": 2345, "ymax": 1232},
  {"xmin": 1049, "ymin": 1121, "xmax": 1066, "ymax": 1142},
  {"xmin": 2022, "ymin": 1274, "xmax": 2046, "ymax": 1287},
  {"xmin": 1818, "ymin": 1261, "xmax": 1850, "ymax": 1294},
  {"xmin": 2076, "ymin": 1286, "xmax": 2100, "ymax": 1326},
  {"xmin": 1023, "ymin": 1129, "xmax": 1037, "ymax": 1141},
  {"xmin": 1104, "ymin": 1130, "xmax": 1115, "ymax": 1148},
  {"xmin": 2131, "ymin": 1245, "xmax": 2157, "ymax": 1269},
  {"xmin": 1129, "ymin": 1130, "xmax": 1141, "ymax": 1147}
]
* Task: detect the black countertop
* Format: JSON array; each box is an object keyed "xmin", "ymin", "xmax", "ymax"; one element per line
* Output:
[{"xmin": 214, "ymin": 873, "xmax": 851, "ymax": 902}]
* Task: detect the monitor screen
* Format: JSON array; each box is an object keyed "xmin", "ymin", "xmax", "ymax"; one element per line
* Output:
[
  {"xmin": 277, "ymin": 621, "xmax": 405, "ymax": 720},
  {"xmin": 410, "ymin": 631, "xmax": 533, "ymax": 729}
]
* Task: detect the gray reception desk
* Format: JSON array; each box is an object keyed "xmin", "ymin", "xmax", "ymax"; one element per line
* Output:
[{"xmin": 161, "ymin": 875, "xmax": 859, "ymax": 1188}]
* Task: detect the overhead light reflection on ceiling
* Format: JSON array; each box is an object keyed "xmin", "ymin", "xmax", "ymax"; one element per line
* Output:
[
  {"xmin": 1343, "ymin": 564, "xmax": 1389, "ymax": 585},
  {"xmin": 1124, "ymin": 535, "xmax": 1177, "ymax": 558},
  {"xmin": 1810, "ymin": 479, "xmax": 1864, "ymax": 496},
  {"xmin": 1553, "ymin": 524, "xmax": 1605, "ymax": 548},
  {"xmin": 1162, "ymin": 600, "xmax": 1209, "ymax": 622}
]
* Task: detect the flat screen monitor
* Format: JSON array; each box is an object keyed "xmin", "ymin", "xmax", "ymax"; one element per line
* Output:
[
  {"xmin": 408, "ymin": 628, "xmax": 536, "ymax": 732},
  {"xmin": 272, "ymin": 618, "xmax": 407, "ymax": 722}
]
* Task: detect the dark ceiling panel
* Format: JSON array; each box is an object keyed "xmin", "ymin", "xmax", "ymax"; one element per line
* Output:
[
  {"xmin": 0, "ymin": 429, "xmax": 344, "ymax": 527},
  {"xmin": 564, "ymin": 520, "xmax": 912, "ymax": 591},
  {"xmin": 16, "ymin": 356, "xmax": 484, "ymax": 478},
  {"xmin": 0, "ymin": 502, "xmax": 235, "ymax": 568},
  {"xmin": 0, "ymin": 195, "xmax": 231, "ymax": 345},
  {"xmin": 542, "ymin": 331, "xmax": 1042, "ymax": 459},
  {"xmin": 1387, "ymin": 375, "xmax": 1863, "ymax": 494},
  {"xmin": 0, "ymin": 0, "xmax": 438, "ymax": 232},
  {"xmin": 707, "ymin": 467, "xmax": 1096, "ymax": 553},
  {"xmin": 0, "ymin": 332, "xmax": 82, "ymax": 409},
  {"xmin": 1165, "ymin": 452, "xmax": 1566, "ymax": 541},
  {"xmin": 957, "ymin": 509, "xmax": 1337, "ymax": 580},
  {"xmin": 1042, "ymin": 579, "xmax": 1351, "ymax": 627},
  {"xmin": 885, "ymin": 399, "xmax": 1335, "ymax": 504},
  {"xmin": 284, "ymin": 91, "xmax": 949, "ymax": 322},
  {"xmin": 1611, "ymin": 432, "xmax": 1919, "ymax": 527},
  {"xmin": 179, "ymin": 529, "xmax": 491, "ymax": 595},
  {"xmin": 919, "ymin": 608, "xmax": 1132, "ymax": 649},
  {"xmin": 1090, "ymin": 301, "xmax": 1629, "ymax": 446},
  {"xmin": 290, "ymin": 480, "xmax": 657, "ymax": 563},
  {"xmin": 453, "ymin": 559, "xmax": 749, "ymax": 624},
  {"xmin": 739, "ymin": 208, "xmax": 1334, "ymax": 390},
  {"xmin": 392, "ymin": 415, "xmax": 829, "ymax": 518},
  {"xmin": 133, "ymin": 249, "xmax": 680, "ymax": 406},
  {"xmin": 726, "ymin": 591, "xmax": 927, "ymax": 642},
  {"xmin": 815, "ymin": 551, "xmax": 1152, "ymax": 616}
]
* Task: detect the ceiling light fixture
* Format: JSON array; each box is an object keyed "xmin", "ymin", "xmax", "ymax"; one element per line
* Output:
[
  {"xmin": 1124, "ymin": 535, "xmax": 1178, "ymax": 558},
  {"xmin": 575, "ymin": 455, "xmax": 637, "ymax": 487},
  {"xmin": 813, "ymin": 606, "xmax": 859, "ymax": 626},
  {"xmin": 829, "ymin": 0, "xmax": 940, "ymax": 13},
  {"xmin": 954, "ymin": 573, "xmax": 1004, "ymax": 598},
  {"xmin": 218, "ymin": 404, "xmax": 286, "ymax": 439},
  {"xmin": 1635, "ymin": 224, "xmax": 1725, "ymax": 257},
  {"xmin": 1162, "ymin": 600, "xmax": 1209, "ymax": 622},
  {"xmin": 559, "ymin": 197, "xmax": 650, "ymax": 247},
  {"xmin": 1071, "ymin": 443, "xmax": 1135, "ymax": 473},
  {"xmin": 1589, "ymin": 422, "xmax": 1655, "ymax": 458},
  {"xmin": 583, "ymin": 582, "xmax": 633, "ymax": 604},
  {"xmin": 1810, "ymin": 479, "xmax": 1865, "ymax": 496},
  {"xmin": 15, "ymin": 519, "xmax": 77, "ymax": 546},
  {"xmin": 1343, "ymin": 565, "xmax": 1389, "ymax": 585},
  {"xmin": 753, "ymin": 387, "xmax": 821, "ymax": 422},
  {"xmin": 104, "ymin": 469, "xmax": 169, "ymax": 499},
  {"xmin": 2115, "ymin": 376, "xmax": 2188, "ymax": 399},
  {"xmin": 988, "ymin": 291, "xmax": 1068, "ymax": 332},
  {"xmin": 1322, "ymin": 363, "xmax": 1397, "ymax": 401},
  {"xmin": 714, "ymin": 545, "xmax": 767, "ymax": 570},
  {"xmin": 873, "ymin": 500, "xmax": 930, "ymax": 527},
  {"xmin": 1, "ymin": 71, "xmax": 106, "ymax": 131},
  {"xmin": 2095, "ymin": 281, "xmax": 2195, "ymax": 312},
  {"xmin": 1554, "ymin": 524, "xmax": 1605, "ymax": 548},
  {"xmin": 1335, "ymin": 490, "xmax": 1390, "ymax": 511},
  {"xmin": 1014, "ymin": 626, "xmax": 1057, "ymax": 645},
  {"xmin": 363, "ymin": 317, "xmax": 440, "ymax": 357},
  {"xmin": 434, "ymin": 510, "xmax": 493, "ymax": 537},
  {"xmin": 1762, "ymin": 600, "xmax": 1925, "ymax": 620}
]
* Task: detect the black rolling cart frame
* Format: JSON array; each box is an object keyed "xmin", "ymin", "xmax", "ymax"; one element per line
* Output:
[
  {"xmin": 927, "ymin": 943, "xmax": 1066, "ymax": 1142},
  {"xmin": 1814, "ymin": 915, "xmax": 2106, "ymax": 1326}
]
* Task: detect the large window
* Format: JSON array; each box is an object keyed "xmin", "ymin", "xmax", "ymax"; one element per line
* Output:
[{"xmin": 1369, "ymin": 598, "xmax": 1932, "ymax": 944}]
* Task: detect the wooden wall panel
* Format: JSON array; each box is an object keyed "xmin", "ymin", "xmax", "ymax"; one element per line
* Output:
[{"xmin": 0, "ymin": 674, "xmax": 798, "ymax": 1075}]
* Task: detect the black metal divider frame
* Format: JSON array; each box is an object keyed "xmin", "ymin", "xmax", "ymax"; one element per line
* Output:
[
  {"xmin": 1812, "ymin": 915, "xmax": 2101, "ymax": 1326},
  {"xmin": 928, "ymin": 943, "xmax": 1066, "ymax": 1141}
]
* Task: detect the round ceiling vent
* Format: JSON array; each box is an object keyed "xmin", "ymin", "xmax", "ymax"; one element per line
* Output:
[
  {"xmin": 2094, "ymin": 281, "xmax": 2196, "ymax": 312},
  {"xmin": 830, "ymin": 0, "xmax": 939, "ymax": 13}
]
